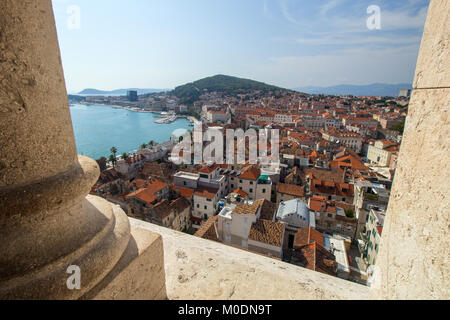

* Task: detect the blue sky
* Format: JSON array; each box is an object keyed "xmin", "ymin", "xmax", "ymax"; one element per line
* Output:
[{"xmin": 51, "ymin": 0, "xmax": 429, "ymax": 93}]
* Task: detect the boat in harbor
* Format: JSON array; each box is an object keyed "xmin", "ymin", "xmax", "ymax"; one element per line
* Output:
[{"xmin": 154, "ymin": 112, "xmax": 177, "ymax": 124}]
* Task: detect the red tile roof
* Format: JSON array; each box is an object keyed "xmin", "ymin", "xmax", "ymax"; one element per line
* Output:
[
  {"xmin": 172, "ymin": 185, "xmax": 195, "ymax": 198},
  {"xmin": 277, "ymin": 183, "xmax": 304, "ymax": 197},
  {"xmin": 194, "ymin": 216, "xmax": 220, "ymax": 242},
  {"xmin": 125, "ymin": 179, "xmax": 168, "ymax": 204},
  {"xmin": 294, "ymin": 227, "xmax": 324, "ymax": 248},
  {"xmin": 238, "ymin": 165, "xmax": 261, "ymax": 180},
  {"xmin": 248, "ymin": 220, "xmax": 284, "ymax": 247},
  {"xmin": 125, "ymin": 188, "xmax": 158, "ymax": 205},
  {"xmin": 231, "ymin": 188, "xmax": 248, "ymax": 197},
  {"xmin": 199, "ymin": 163, "xmax": 220, "ymax": 174},
  {"xmin": 194, "ymin": 187, "xmax": 218, "ymax": 200}
]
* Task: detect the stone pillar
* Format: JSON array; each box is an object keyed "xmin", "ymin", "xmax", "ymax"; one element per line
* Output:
[
  {"xmin": 370, "ymin": 0, "xmax": 449, "ymax": 299},
  {"xmin": 0, "ymin": 1, "xmax": 166, "ymax": 299}
]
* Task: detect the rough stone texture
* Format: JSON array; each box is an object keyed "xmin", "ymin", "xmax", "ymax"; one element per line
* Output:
[
  {"xmin": 0, "ymin": 0, "xmax": 78, "ymax": 188},
  {"xmin": 131, "ymin": 219, "xmax": 369, "ymax": 300},
  {"xmin": 413, "ymin": 0, "xmax": 449, "ymax": 89},
  {"xmin": 83, "ymin": 219, "xmax": 167, "ymax": 300},
  {"xmin": 0, "ymin": 0, "xmax": 157, "ymax": 300},
  {"xmin": 370, "ymin": 1, "xmax": 450, "ymax": 299},
  {"xmin": 0, "ymin": 195, "xmax": 131, "ymax": 300},
  {"xmin": 370, "ymin": 89, "xmax": 450, "ymax": 299}
]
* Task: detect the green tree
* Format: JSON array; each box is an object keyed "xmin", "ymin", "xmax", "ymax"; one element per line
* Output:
[
  {"xmin": 149, "ymin": 140, "xmax": 155, "ymax": 146},
  {"xmin": 110, "ymin": 146, "xmax": 118, "ymax": 158},
  {"xmin": 122, "ymin": 152, "xmax": 129, "ymax": 160},
  {"xmin": 140, "ymin": 143, "xmax": 147, "ymax": 149},
  {"xmin": 390, "ymin": 121, "xmax": 405, "ymax": 134},
  {"xmin": 108, "ymin": 154, "xmax": 117, "ymax": 168},
  {"xmin": 345, "ymin": 208, "xmax": 355, "ymax": 219}
]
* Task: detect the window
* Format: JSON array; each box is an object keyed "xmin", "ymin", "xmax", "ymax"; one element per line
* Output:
[
  {"xmin": 262, "ymin": 189, "xmax": 266, "ymax": 193},
  {"xmin": 203, "ymin": 214, "xmax": 208, "ymax": 220},
  {"xmin": 250, "ymin": 181, "xmax": 253, "ymax": 185},
  {"xmin": 204, "ymin": 205, "xmax": 207, "ymax": 210},
  {"xmin": 240, "ymin": 180, "xmax": 243, "ymax": 183},
  {"xmin": 183, "ymin": 181, "xmax": 186, "ymax": 186},
  {"xmin": 197, "ymin": 204, "xmax": 200, "ymax": 208},
  {"xmin": 249, "ymin": 188, "xmax": 253, "ymax": 193},
  {"xmin": 200, "ymin": 174, "xmax": 209, "ymax": 179}
]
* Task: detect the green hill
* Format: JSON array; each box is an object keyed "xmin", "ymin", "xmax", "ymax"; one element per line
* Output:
[{"xmin": 172, "ymin": 74, "xmax": 286, "ymax": 104}]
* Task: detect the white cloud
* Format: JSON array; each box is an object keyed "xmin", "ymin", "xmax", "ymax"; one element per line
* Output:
[
  {"xmin": 279, "ymin": 0, "xmax": 299, "ymax": 25},
  {"xmin": 319, "ymin": 0, "xmax": 342, "ymax": 16}
]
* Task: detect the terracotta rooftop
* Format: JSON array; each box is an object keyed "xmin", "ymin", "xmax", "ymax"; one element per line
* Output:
[
  {"xmin": 277, "ymin": 183, "xmax": 304, "ymax": 197},
  {"xmin": 233, "ymin": 202, "xmax": 260, "ymax": 215},
  {"xmin": 294, "ymin": 227, "xmax": 324, "ymax": 248},
  {"xmin": 304, "ymin": 168, "xmax": 345, "ymax": 183},
  {"xmin": 125, "ymin": 188, "xmax": 158, "ymax": 205},
  {"xmin": 231, "ymin": 188, "xmax": 248, "ymax": 198},
  {"xmin": 248, "ymin": 220, "xmax": 285, "ymax": 247},
  {"xmin": 172, "ymin": 185, "xmax": 195, "ymax": 198},
  {"xmin": 194, "ymin": 216, "xmax": 219, "ymax": 242},
  {"xmin": 152, "ymin": 199, "xmax": 172, "ymax": 219},
  {"xmin": 257, "ymin": 199, "xmax": 276, "ymax": 221},
  {"xmin": 125, "ymin": 179, "xmax": 169, "ymax": 204},
  {"xmin": 194, "ymin": 187, "xmax": 219, "ymax": 200},
  {"xmin": 238, "ymin": 165, "xmax": 261, "ymax": 181},
  {"xmin": 199, "ymin": 163, "xmax": 220, "ymax": 174}
]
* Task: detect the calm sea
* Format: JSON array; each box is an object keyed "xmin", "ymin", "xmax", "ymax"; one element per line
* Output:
[{"xmin": 69, "ymin": 104, "xmax": 190, "ymax": 159}]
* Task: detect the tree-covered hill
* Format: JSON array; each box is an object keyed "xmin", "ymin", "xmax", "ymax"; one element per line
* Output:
[{"xmin": 172, "ymin": 74, "xmax": 287, "ymax": 104}]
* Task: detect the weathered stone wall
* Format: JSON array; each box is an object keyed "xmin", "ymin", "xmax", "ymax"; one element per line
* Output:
[
  {"xmin": 370, "ymin": 0, "xmax": 449, "ymax": 299},
  {"xmin": 0, "ymin": 0, "xmax": 78, "ymax": 187},
  {"xmin": 131, "ymin": 218, "xmax": 369, "ymax": 300}
]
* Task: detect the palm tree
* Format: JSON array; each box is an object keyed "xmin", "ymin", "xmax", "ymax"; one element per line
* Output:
[
  {"xmin": 140, "ymin": 143, "xmax": 147, "ymax": 150},
  {"xmin": 149, "ymin": 140, "xmax": 155, "ymax": 146},
  {"xmin": 110, "ymin": 146, "xmax": 117, "ymax": 158},
  {"xmin": 122, "ymin": 152, "xmax": 129, "ymax": 160},
  {"xmin": 108, "ymin": 154, "xmax": 117, "ymax": 168}
]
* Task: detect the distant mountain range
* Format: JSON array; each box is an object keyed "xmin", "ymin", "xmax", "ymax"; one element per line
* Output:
[
  {"xmin": 172, "ymin": 74, "xmax": 287, "ymax": 104},
  {"xmin": 76, "ymin": 80, "xmax": 410, "ymax": 99},
  {"xmin": 77, "ymin": 88, "xmax": 169, "ymax": 95},
  {"xmin": 293, "ymin": 83, "xmax": 412, "ymax": 97}
]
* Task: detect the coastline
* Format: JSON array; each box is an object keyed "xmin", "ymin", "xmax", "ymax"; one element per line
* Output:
[{"xmin": 70, "ymin": 102, "xmax": 199, "ymax": 124}]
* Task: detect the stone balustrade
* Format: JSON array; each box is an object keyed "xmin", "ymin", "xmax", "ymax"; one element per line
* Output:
[{"xmin": 130, "ymin": 218, "xmax": 369, "ymax": 300}]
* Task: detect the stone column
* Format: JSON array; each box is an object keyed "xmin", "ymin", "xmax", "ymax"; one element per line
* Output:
[
  {"xmin": 0, "ymin": 1, "xmax": 166, "ymax": 299},
  {"xmin": 370, "ymin": 0, "xmax": 449, "ymax": 299}
]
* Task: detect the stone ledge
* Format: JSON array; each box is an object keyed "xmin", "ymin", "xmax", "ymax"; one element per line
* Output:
[
  {"xmin": 83, "ymin": 214, "xmax": 167, "ymax": 300},
  {"xmin": 130, "ymin": 218, "xmax": 370, "ymax": 300}
]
